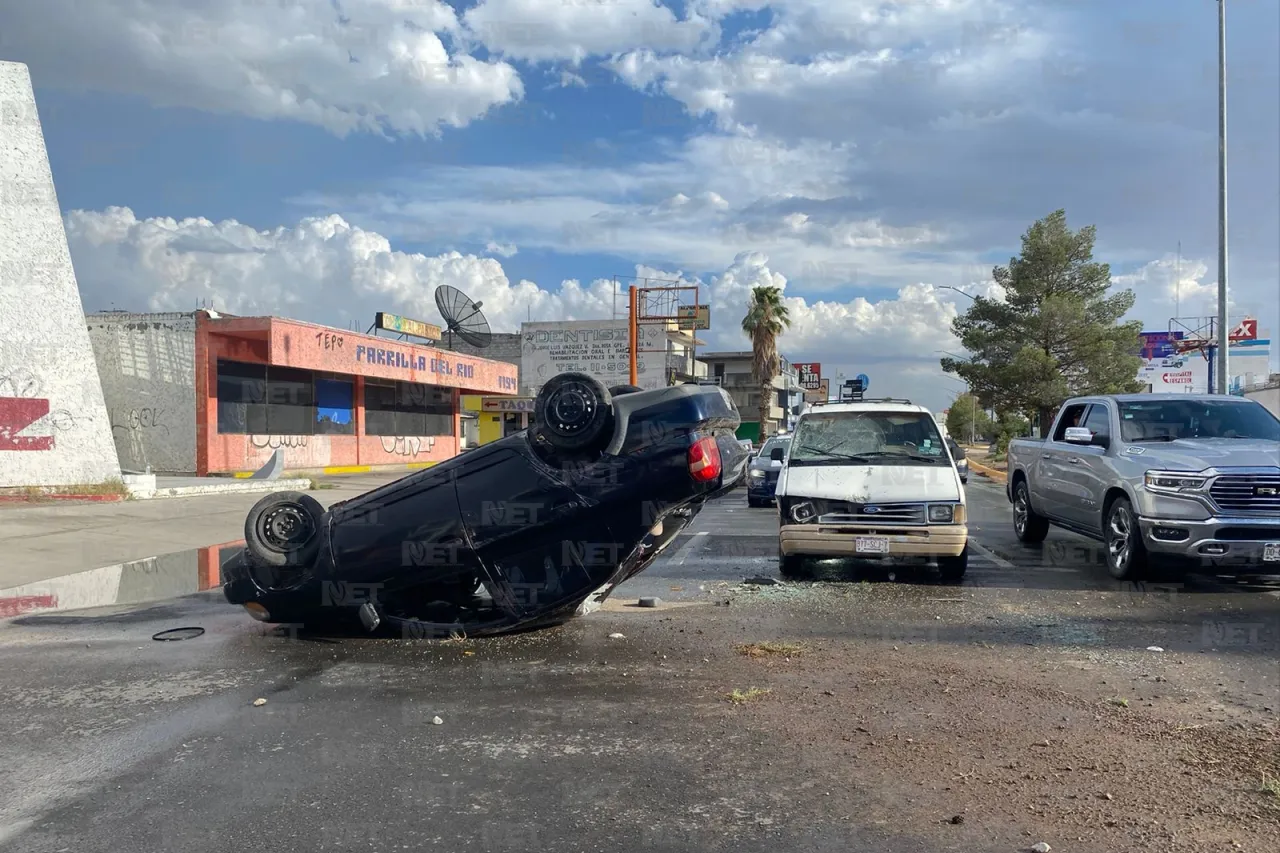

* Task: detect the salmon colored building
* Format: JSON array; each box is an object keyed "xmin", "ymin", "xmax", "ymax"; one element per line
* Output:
[{"xmin": 85, "ymin": 310, "xmax": 518, "ymax": 477}]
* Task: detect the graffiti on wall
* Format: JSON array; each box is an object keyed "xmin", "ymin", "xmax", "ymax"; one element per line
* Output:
[
  {"xmin": 0, "ymin": 369, "xmax": 76, "ymax": 451},
  {"xmin": 250, "ymin": 434, "xmax": 309, "ymax": 450},
  {"xmin": 379, "ymin": 436, "xmax": 436, "ymax": 457},
  {"xmin": 111, "ymin": 407, "xmax": 169, "ymax": 437}
]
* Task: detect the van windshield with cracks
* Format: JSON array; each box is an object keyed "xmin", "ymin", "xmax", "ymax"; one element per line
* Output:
[{"xmin": 790, "ymin": 410, "xmax": 946, "ymax": 466}]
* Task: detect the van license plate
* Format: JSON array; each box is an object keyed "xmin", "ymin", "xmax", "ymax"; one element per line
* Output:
[
  {"xmin": 855, "ymin": 537, "xmax": 889, "ymax": 554},
  {"xmin": 1264, "ymin": 543, "xmax": 1280, "ymax": 562}
]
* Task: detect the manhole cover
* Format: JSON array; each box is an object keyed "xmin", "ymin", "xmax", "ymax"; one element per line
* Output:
[{"xmin": 152, "ymin": 627, "xmax": 205, "ymax": 641}]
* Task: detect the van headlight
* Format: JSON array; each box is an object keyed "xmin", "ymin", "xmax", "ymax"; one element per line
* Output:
[
  {"xmin": 790, "ymin": 500, "xmax": 816, "ymax": 523},
  {"xmin": 928, "ymin": 503, "xmax": 965, "ymax": 524},
  {"xmin": 1144, "ymin": 471, "xmax": 1208, "ymax": 494}
]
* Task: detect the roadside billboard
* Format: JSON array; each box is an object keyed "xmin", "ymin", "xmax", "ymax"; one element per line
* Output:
[
  {"xmin": 803, "ymin": 379, "xmax": 829, "ymax": 403},
  {"xmin": 794, "ymin": 362, "xmax": 822, "ymax": 390},
  {"xmin": 520, "ymin": 320, "xmax": 668, "ymax": 395},
  {"xmin": 1136, "ymin": 353, "xmax": 1209, "ymax": 393}
]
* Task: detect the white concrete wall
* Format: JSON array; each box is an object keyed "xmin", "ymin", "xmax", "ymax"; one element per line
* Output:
[
  {"xmin": 0, "ymin": 62, "xmax": 121, "ymax": 487},
  {"xmin": 86, "ymin": 313, "xmax": 198, "ymax": 473},
  {"xmin": 1244, "ymin": 386, "xmax": 1279, "ymax": 418}
]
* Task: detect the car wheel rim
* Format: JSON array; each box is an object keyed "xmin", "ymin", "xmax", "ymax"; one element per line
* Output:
[
  {"xmin": 259, "ymin": 505, "xmax": 313, "ymax": 553},
  {"xmin": 1013, "ymin": 488, "xmax": 1027, "ymax": 534},
  {"xmin": 1108, "ymin": 506, "xmax": 1131, "ymax": 569},
  {"xmin": 546, "ymin": 382, "xmax": 597, "ymax": 436}
]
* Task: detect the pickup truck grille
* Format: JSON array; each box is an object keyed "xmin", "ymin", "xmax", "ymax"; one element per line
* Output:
[
  {"xmin": 1210, "ymin": 474, "xmax": 1280, "ymax": 513},
  {"xmin": 816, "ymin": 502, "xmax": 927, "ymax": 525}
]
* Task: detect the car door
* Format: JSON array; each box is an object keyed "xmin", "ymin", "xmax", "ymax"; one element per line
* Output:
[
  {"xmin": 1032, "ymin": 402, "xmax": 1090, "ymax": 521},
  {"xmin": 1055, "ymin": 403, "xmax": 1111, "ymax": 530},
  {"xmin": 453, "ymin": 444, "xmax": 617, "ymax": 618}
]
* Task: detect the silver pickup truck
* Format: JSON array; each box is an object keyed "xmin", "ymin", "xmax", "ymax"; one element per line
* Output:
[{"xmin": 1006, "ymin": 393, "xmax": 1280, "ymax": 580}]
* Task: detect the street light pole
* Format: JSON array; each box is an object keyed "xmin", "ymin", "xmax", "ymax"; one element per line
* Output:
[{"xmin": 1216, "ymin": 0, "xmax": 1230, "ymax": 394}]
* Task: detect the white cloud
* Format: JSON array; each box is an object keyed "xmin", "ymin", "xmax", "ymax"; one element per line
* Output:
[
  {"xmin": 485, "ymin": 241, "xmax": 519, "ymax": 257},
  {"xmin": 64, "ymin": 206, "xmax": 983, "ymax": 408},
  {"xmin": 4, "ymin": 0, "xmax": 522, "ymax": 137},
  {"xmin": 462, "ymin": 0, "xmax": 714, "ymax": 65}
]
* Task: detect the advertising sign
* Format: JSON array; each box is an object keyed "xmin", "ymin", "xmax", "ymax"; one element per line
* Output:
[
  {"xmin": 521, "ymin": 320, "xmax": 667, "ymax": 394},
  {"xmin": 1136, "ymin": 353, "xmax": 1209, "ymax": 393},
  {"xmin": 1139, "ymin": 330, "xmax": 1184, "ymax": 360},
  {"xmin": 803, "ymin": 379, "xmax": 829, "ymax": 403},
  {"xmin": 481, "ymin": 397, "xmax": 535, "ymax": 413},
  {"xmin": 794, "ymin": 362, "xmax": 822, "ymax": 390},
  {"xmin": 375, "ymin": 312, "xmax": 442, "ymax": 342},
  {"xmin": 676, "ymin": 305, "xmax": 711, "ymax": 331}
]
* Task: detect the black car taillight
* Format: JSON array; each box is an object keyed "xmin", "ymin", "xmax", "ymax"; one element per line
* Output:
[{"xmin": 688, "ymin": 435, "xmax": 722, "ymax": 482}]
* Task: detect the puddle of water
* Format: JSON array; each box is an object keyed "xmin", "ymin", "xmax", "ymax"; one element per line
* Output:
[{"xmin": 0, "ymin": 540, "xmax": 246, "ymax": 618}]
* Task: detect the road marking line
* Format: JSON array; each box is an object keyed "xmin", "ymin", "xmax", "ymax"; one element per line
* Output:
[
  {"xmin": 673, "ymin": 532, "xmax": 709, "ymax": 566},
  {"xmin": 969, "ymin": 540, "xmax": 1016, "ymax": 569}
]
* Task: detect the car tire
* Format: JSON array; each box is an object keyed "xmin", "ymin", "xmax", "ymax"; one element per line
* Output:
[
  {"xmin": 244, "ymin": 491, "xmax": 325, "ymax": 568},
  {"xmin": 533, "ymin": 372, "xmax": 614, "ymax": 453},
  {"xmin": 608, "ymin": 384, "xmax": 644, "ymax": 396},
  {"xmin": 937, "ymin": 546, "xmax": 968, "ymax": 584},
  {"xmin": 778, "ymin": 547, "xmax": 806, "ymax": 578},
  {"xmin": 1104, "ymin": 496, "xmax": 1148, "ymax": 581},
  {"xmin": 1012, "ymin": 480, "xmax": 1049, "ymax": 544}
]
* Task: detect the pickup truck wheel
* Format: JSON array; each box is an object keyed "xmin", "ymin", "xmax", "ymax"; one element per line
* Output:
[
  {"xmin": 937, "ymin": 546, "xmax": 968, "ymax": 584},
  {"xmin": 1012, "ymin": 480, "xmax": 1049, "ymax": 544},
  {"xmin": 1104, "ymin": 497, "xmax": 1148, "ymax": 581}
]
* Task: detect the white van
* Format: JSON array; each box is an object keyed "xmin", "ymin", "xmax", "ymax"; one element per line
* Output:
[{"xmin": 771, "ymin": 398, "xmax": 969, "ymax": 582}]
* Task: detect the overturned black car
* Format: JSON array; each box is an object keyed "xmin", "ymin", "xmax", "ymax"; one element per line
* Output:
[{"xmin": 222, "ymin": 373, "xmax": 748, "ymax": 637}]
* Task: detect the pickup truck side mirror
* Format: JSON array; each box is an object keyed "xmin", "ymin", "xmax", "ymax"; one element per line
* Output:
[
  {"xmin": 770, "ymin": 447, "xmax": 786, "ymax": 461},
  {"xmin": 1062, "ymin": 427, "xmax": 1093, "ymax": 444}
]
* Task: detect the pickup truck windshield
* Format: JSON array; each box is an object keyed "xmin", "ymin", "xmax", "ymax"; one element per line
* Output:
[
  {"xmin": 790, "ymin": 411, "xmax": 945, "ymax": 465},
  {"xmin": 1117, "ymin": 399, "xmax": 1280, "ymax": 442}
]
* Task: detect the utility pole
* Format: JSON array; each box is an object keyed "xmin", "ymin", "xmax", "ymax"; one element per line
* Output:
[{"xmin": 1216, "ymin": 0, "xmax": 1230, "ymax": 393}]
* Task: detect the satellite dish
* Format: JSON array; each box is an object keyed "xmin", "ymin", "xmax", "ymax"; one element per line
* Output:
[{"xmin": 434, "ymin": 285, "xmax": 492, "ymax": 350}]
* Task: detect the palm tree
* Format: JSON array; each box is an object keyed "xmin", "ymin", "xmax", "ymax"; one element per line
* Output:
[{"xmin": 741, "ymin": 286, "xmax": 791, "ymax": 440}]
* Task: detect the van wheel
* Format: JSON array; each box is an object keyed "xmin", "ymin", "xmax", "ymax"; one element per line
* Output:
[
  {"xmin": 937, "ymin": 546, "xmax": 968, "ymax": 584},
  {"xmin": 533, "ymin": 372, "xmax": 614, "ymax": 453},
  {"xmin": 1012, "ymin": 480, "xmax": 1049, "ymax": 543},
  {"xmin": 778, "ymin": 548, "xmax": 806, "ymax": 578}
]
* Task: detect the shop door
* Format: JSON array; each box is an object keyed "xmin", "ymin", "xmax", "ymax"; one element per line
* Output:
[{"xmin": 502, "ymin": 412, "xmax": 524, "ymax": 437}]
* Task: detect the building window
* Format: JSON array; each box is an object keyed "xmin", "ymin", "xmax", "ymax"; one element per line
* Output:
[
  {"xmin": 266, "ymin": 366, "xmax": 315, "ymax": 435},
  {"xmin": 216, "ymin": 359, "xmax": 329, "ymax": 435},
  {"xmin": 217, "ymin": 360, "xmax": 268, "ymax": 434},
  {"xmin": 315, "ymin": 377, "xmax": 355, "ymax": 435},
  {"xmin": 365, "ymin": 379, "xmax": 453, "ymax": 436}
]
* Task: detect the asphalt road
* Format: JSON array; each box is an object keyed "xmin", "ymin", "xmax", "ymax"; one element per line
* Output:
[
  {"xmin": 616, "ymin": 479, "xmax": 1279, "ymax": 602},
  {"xmin": 1, "ymin": 480, "xmax": 1277, "ymax": 853}
]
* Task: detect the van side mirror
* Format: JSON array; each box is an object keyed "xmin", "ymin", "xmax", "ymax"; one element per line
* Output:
[{"xmin": 770, "ymin": 447, "xmax": 785, "ymax": 461}]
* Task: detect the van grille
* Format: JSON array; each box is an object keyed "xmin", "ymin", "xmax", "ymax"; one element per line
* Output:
[
  {"xmin": 816, "ymin": 502, "xmax": 926, "ymax": 525},
  {"xmin": 1210, "ymin": 474, "xmax": 1280, "ymax": 513}
]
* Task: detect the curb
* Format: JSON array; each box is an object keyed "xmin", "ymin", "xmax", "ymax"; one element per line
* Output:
[
  {"xmin": 130, "ymin": 478, "xmax": 315, "ymax": 500},
  {"xmin": 0, "ymin": 494, "xmax": 126, "ymax": 504},
  {"xmin": 229, "ymin": 461, "xmax": 439, "ymax": 478},
  {"xmin": 967, "ymin": 458, "xmax": 1007, "ymax": 484}
]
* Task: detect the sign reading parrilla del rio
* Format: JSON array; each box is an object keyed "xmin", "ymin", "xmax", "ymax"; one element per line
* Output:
[{"xmin": 355, "ymin": 344, "xmax": 475, "ymax": 379}]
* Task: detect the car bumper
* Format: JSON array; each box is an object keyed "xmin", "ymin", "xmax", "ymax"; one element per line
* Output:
[
  {"xmin": 1138, "ymin": 515, "xmax": 1280, "ymax": 569},
  {"xmin": 779, "ymin": 523, "xmax": 968, "ymax": 559},
  {"xmin": 746, "ymin": 479, "xmax": 777, "ymax": 499}
]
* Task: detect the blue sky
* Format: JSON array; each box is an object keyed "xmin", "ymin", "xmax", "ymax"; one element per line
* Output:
[{"xmin": 8, "ymin": 0, "xmax": 1278, "ymax": 410}]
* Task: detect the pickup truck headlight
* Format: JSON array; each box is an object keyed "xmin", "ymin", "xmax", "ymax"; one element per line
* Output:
[
  {"xmin": 749, "ymin": 469, "xmax": 765, "ymax": 479},
  {"xmin": 928, "ymin": 503, "xmax": 965, "ymax": 524},
  {"xmin": 1144, "ymin": 471, "xmax": 1209, "ymax": 494}
]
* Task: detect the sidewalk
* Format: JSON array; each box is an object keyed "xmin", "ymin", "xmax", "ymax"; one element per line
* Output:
[{"xmin": 0, "ymin": 472, "xmax": 405, "ymax": 588}]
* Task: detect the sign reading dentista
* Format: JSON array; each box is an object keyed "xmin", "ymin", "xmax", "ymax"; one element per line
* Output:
[{"xmin": 268, "ymin": 320, "xmax": 517, "ymax": 394}]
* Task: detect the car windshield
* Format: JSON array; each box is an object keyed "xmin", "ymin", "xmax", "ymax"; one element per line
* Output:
[
  {"xmin": 789, "ymin": 410, "xmax": 945, "ymax": 465},
  {"xmin": 759, "ymin": 437, "xmax": 790, "ymax": 457},
  {"xmin": 1118, "ymin": 399, "xmax": 1280, "ymax": 442}
]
